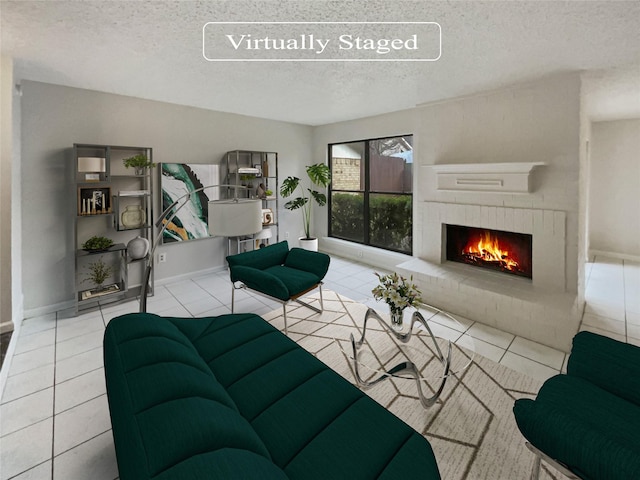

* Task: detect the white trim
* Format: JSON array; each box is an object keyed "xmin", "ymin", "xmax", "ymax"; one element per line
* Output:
[
  {"xmin": 0, "ymin": 316, "xmax": 22, "ymax": 402},
  {"xmin": 155, "ymin": 265, "xmax": 228, "ymax": 286}
]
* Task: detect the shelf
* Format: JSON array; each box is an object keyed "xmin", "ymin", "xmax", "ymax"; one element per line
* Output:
[
  {"xmin": 78, "ymin": 281, "xmax": 126, "ymax": 302},
  {"xmin": 117, "ymin": 190, "xmax": 151, "ymax": 197},
  {"xmin": 77, "ymin": 212, "xmax": 114, "ymax": 219},
  {"xmin": 77, "ymin": 243, "xmax": 126, "ymax": 257}
]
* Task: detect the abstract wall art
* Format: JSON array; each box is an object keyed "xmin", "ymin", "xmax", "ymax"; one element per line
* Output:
[{"xmin": 160, "ymin": 163, "xmax": 221, "ymax": 243}]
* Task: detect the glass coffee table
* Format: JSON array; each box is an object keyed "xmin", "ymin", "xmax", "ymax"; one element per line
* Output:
[{"xmin": 348, "ymin": 305, "xmax": 475, "ymax": 408}]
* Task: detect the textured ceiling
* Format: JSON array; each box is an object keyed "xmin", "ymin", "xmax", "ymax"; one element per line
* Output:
[{"xmin": 1, "ymin": 0, "xmax": 639, "ymax": 125}]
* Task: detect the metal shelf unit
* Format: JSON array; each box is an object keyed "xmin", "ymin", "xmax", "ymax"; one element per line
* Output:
[{"xmin": 73, "ymin": 144, "xmax": 154, "ymax": 314}]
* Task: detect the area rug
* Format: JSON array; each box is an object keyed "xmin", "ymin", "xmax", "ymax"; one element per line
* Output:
[{"xmin": 262, "ymin": 290, "xmax": 561, "ymax": 480}]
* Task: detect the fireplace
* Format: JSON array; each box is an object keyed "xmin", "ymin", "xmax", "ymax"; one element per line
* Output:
[{"xmin": 446, "ymin": 225, "xmax": 533, "ymax": 279}]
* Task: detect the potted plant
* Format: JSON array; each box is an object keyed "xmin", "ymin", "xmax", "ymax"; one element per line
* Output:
[
  {"xmin": 280, "ymin": 163, "xmax": 331, "ymax": 251},
  {"xmin": 123, "ymin": 154, "xmax": 155, "ymax": 175},
  {"xmin": 84, "ymin": 257, "xmax": 113, "ymax": 292},
  {"xmin": 82, "ymin": 235, "xmax": 114, "ymax": 252}
]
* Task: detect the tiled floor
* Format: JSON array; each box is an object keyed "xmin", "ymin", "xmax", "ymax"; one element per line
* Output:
[{"xmin": 0, "ymin": 254, "xmax": 638, "ymax": 479}]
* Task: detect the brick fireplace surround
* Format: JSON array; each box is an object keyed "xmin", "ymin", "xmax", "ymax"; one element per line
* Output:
[
  {"xmin": 393, "ymin": 74, "xmax": 585, "ymax": 353},
  {"xmin": 399, "ymin": 200, "xmax": 580, "ymax": 352}
]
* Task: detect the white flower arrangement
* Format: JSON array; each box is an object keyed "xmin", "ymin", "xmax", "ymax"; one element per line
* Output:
[{"xmin": 371, "ymin": 272, "xmax": 424, "ymax": 316}]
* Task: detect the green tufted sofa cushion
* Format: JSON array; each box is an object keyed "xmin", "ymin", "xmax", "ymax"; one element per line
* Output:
[{"xmin": 105, "ymin": 312, "xmax": 441, "ymax": 480}]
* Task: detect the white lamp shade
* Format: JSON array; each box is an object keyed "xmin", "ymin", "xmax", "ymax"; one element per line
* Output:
[
  {"xmin": 208, "ymin": 199, "xmax": 262, "ymax": 237},
  {"xmin": 78, "ymin": 157, "xmax": 106, "ymax": 172},
  {"xmin": 254, "ymin": 228, "xmax": 273, "ymax": 240}
]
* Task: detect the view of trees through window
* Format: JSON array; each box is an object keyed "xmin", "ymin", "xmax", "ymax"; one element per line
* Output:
[{"xmin": 329, "ymin": 135, "xmax": 413, "ymax": 254}]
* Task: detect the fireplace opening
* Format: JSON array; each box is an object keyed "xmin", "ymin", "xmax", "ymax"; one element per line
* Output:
[{"xmin": 446, "ymin": 224, "xmax": 533, "ymax": 279}]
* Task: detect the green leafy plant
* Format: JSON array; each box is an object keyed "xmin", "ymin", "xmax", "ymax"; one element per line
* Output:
[
  {"xmin": 280, "ymin": 163, "xmax": 331, "ymax": 240},
  {"xmin": 84, "ymin": 257, "xmax": 113, "ymax": 289},
  {"xmin": 123, "ymin": 154, "xmax": 155, "ymax": 170},
  {"xmin": 82, "ymin": 235, "xmax": 114, "ymax": 251},
  {"xmin": 371, "ymin": 272, "xmax": 424, "ymax": 315}
]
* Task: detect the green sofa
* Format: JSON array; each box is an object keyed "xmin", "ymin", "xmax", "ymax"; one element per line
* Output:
[
  {"xmin": 513, "ymin": 331, "xmax": 640, "ymax": 480},
  {"xmin": 227, "ymin": 241, "xmax": 330, "ymax": 334},
  {"xmin": 104, "ymin": 312, "xmax": 441, "ymax": 480}
]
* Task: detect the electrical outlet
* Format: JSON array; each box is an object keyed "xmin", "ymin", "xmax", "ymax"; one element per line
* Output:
[
  {"xmin": 158, "ymin": 253, "xmax": 167, "ymax": 263},
  {"xmin": 358, "ymin": 250, "xmax": 364, "ymax": 258},
  {"xmin": 285, "ymin": 231, "xmax": 290, "ymax": 239}
]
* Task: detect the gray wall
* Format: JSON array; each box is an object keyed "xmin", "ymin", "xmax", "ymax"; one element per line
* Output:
[
  {"xmin": 588, "ymin": 119, "xmax": 640, "ymax": 258},
  {"xmin": 20, "ymin": 81, "xmax": 312, "ymax": 314}
]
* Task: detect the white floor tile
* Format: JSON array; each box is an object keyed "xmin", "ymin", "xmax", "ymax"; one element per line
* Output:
[
  {"xmin": 466, "ymin": 323, "xmax": 515, "ymax": 349},
  {"xmin": 53, "ymin": 395, "xmax": 112, "ymax": 456},
  {"xmin": 55, "ymin": 329, "xmax": 104, "ymax": 362},
  {"xmin": 10, "ymin": 461, "xmax": 52, "ymax": 480},
  {"xmin": 581, "ymin": 312, "xmax": 626, "ymax": 335},
  {"xmin": 55, "ymin": 347, "xmax": 103, "ymax": 385},
  {"xmin": 14, "ymin": 328, "xmax": 56, "ymax": 355},
  {"xmin": 53, "ymin": 430, "xmax": 118, "ymax": 480},
  {"xmin": 55, "ymin": 368, "xmax": 106, "ymax": 415},
  {"xmin": 456, "ymin": 334, "xmax": 505, "ymax": 363},
  {"xmin": 19, "ymin": 314, "xmax": 56, "ymax": 337},
  {"xmin": 0, "ymin": 387, "xmax": 53, "ymax": 436},
  {"xmin": 56, "ymin": 315, "xmax": 104, "ymax": 343},
  {"xmin": 1, "ymin": 363, "xmax": 54, "ymax": 404},
  {"xmin": 508, "ymin": 336, "xmax": 565, "ymax": 370},
  {"xmin": 8, "ymin": 345, "xmax": 55, "ymax": 376},
  {"xmin": 499, "ymin": 352, "xmax": 559, "ymax": 383},
  {"xmin": 0, "ymin": 418, "xmax": 53, "ymax": 480}
]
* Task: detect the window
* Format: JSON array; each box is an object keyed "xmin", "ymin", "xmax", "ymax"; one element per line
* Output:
[{"xmin": 329, "ymin": 135, "xmax": 413, "ymax": 254}]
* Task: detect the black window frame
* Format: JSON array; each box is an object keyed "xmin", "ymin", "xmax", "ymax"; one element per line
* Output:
[{"xmin": 328, "ymin": 134, "xmax": 413, "ymax": 255}]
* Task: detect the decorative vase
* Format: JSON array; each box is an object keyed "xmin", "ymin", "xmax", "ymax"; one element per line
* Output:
[
  {"xmin": 390, "ymin": 309, "xmax": 405, "ymax": 331},
  {"xmin": 121, "ymin": 205, "xmax": 146, "ymax": 228},
  {"xmin": 127, "ymin": 236, "xmax": 150, "ymax": 260},
  {"xmin": 134, "ymin": 166, "xmax": 145, "ymax": 176}
]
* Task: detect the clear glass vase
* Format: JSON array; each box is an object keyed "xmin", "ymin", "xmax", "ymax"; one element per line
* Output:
[{"xmin": 390, "ymin": 309, "xmax": 405, "ymax": 331}]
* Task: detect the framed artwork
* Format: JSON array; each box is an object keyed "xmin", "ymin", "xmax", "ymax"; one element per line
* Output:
[
  {"xmin": 160, "ymin": 163, "xmax": 221, "ymax": 243},
  {"xmin": 78, "ymin": 187, "xmax": 111, "ymax": 215}
]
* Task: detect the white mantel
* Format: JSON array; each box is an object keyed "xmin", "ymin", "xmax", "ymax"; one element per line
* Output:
[{"xmin": 430, "ymin": 162, "xmax": 545, "ymax": 193}]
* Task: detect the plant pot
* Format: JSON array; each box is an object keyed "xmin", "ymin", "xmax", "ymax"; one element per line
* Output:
[{"xmin": 298, "ymin": 237, "xmax": 318, "ymax": 251}]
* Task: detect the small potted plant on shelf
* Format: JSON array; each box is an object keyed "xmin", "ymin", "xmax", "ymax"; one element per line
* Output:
[
  {"xmin": 123, "ymin": 154, "xmax": 155, "ymax": 175},
  {"xmin": 371, "ymin": 272, "xmax": 424, "ymax": 331},
  {"xmin": 84, "ymin": 257, "xmax": 113, "ymax": 293},
  {"xmin": 280, "ymin": 163, "xmax": 331, "ymax": 251},
  {"xmin": 82, "ymin": 235, "xmax": 114, "ymax": 252}
]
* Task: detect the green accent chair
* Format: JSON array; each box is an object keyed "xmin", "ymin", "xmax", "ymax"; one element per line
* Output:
[
  {"xmin": 104, "ymin": 312, "xmax": 442, "ymax": 479},
  {"xmin": 513, "ymin": 331, "xmax": 640, "ymax": 480},
  {"xmin": 226, "ymin": 241, "xmax": 330, "ymax": 334}
]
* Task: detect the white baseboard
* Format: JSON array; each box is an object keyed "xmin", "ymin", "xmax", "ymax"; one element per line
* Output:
[
  {"xmin": 589, "ymin": 249, "xmax": 640, "ymax": 263},
  {"xmin": 0, "ymin": 315, "xmax": 22, "ymax": 402},
  {"xmin": 155, "ymin": 265, "xmax": 227, "ymax": 286},
  {"xmin": 23, "ymin": 299, "xmax": 75, "ymax": 320}
]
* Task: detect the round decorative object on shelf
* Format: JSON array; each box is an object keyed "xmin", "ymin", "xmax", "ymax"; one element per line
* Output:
[
  {"xmin": 127, "ymin": 236, "xmax": 149, "ymax": 260},
  {"xmin": 121, "ymin": 205, "xmax": 146, "ymax": 229}
]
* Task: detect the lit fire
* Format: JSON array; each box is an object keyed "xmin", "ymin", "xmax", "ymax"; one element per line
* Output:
[{"xmin": 462, "ymin": 231, "xmax": 520, "ymax": 272}]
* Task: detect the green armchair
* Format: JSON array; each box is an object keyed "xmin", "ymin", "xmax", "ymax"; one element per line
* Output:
[
  {"xmin": 513, "ymin": 331, "xmax": 640, "ymax": 480},
  {"xmin": 226, "ymin": 241, "xmax": 330, "ymax": 334}
]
